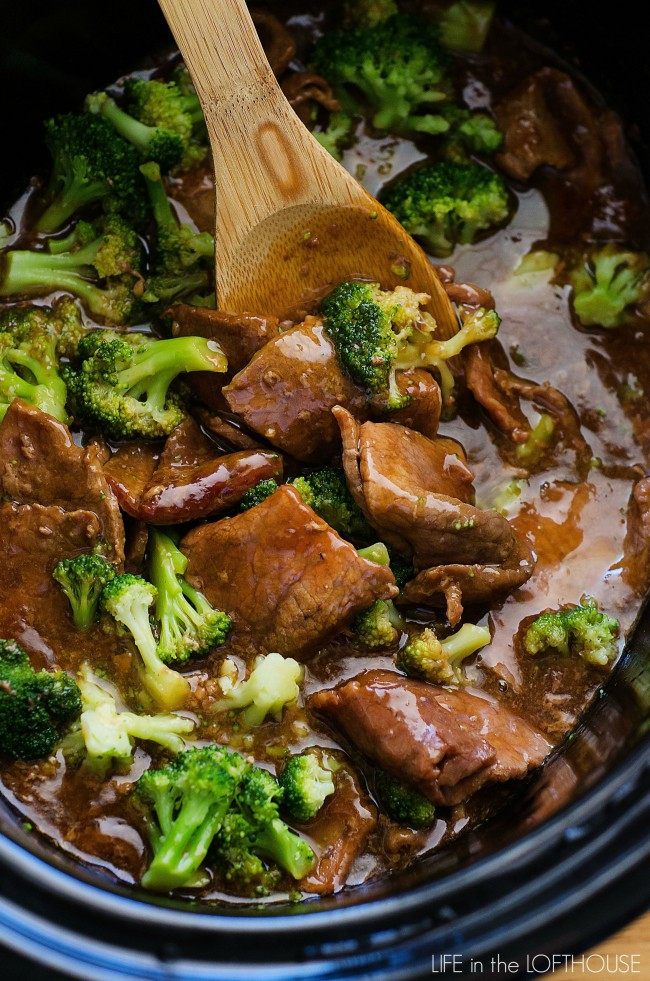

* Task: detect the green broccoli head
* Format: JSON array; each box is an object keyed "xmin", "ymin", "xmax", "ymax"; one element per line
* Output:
[
  {"xmin": 441, "ymin": 106, "xmax": 503, "ymax": 161},
  {"xmin": 0, "ymin": 301, "xmax": 70, "ymax": 422},
  {"xmin": 311, "ymin": 14, "xmax": 451, "ymax": 136},
  {"xmin": 125, "ymin": 76, "xmax": 207, "ymax": 171},
  {"xmin": 523, "ymin": 602, "xmax": 619, "ymax": 667},
  {"xmin": 397, "ymin": 622, "xmax": 491, "ymax": 685},
  {"xmin": 213, "ymin": 763, "xmax": 315, "ymax": 891},
  {"xmin": 375, "ymin": 770, "xmax": 437, "ymax": 829},
  {"xmin": 100, "ymin": 573, "xmax": 190, "ymax": 710},
  {"xmin": 313, "ymin": 111, "xmax": 357, "ymax": 161},
  {"xmin": 134, "ymin": 746, "xmax": 316, "ymax": 893},
  {"xmin": 387, "ymin": 547, "xmax": 415, "ymax": 589},
  {"xmin": 66, "ymin": 332, "xmax": 227, "ymax": 440},
  {"xmin": 86, "ymin": 91, "xmax": 184, "ymax": 172},
  {"xmin": 134, "ymin": 744, "xmax": 242, "ymax": 890},
  {"xmin": 290, "ymin": 465, "xmax": 374, "ymax": 540},
  {"xmin": 438, "ymin": 0, "xmax": 496, "ymax": 53},
  {"xmin": 53, "ymin": 554, "xmax": 116, "ymax": 630},
  {"xmin": 0, "ymin": 639, "xmax": 81, "ymax": 760},
  {"xmin": 382, "ymin": 160, "xmax": 510, "ymax": 257},
  {"xmin": 239, "ymin": 477, "xmax": 281, "ymax": 511},
  {"xmin": 76, "ymin": 663, "xmax": 194, "ymax": 776},
  {"xmin": 278, "ymin": 750, "xmax": 336, "ymax": 822},
  {"xmin": 570, "ymin": 246, "xmax": 650, "ymax": 329},
  {"xmin": 149, "ymin": 528, "xmax": 231, "ymax": 665},
  {"xmin": 322, "ymin": 280, "xmax": 499, "ymax": 409},
  {"xmin": 36, "ymin": 112, "xmax": 148, "ymax": 234},
  {"xmin": 352, "ymin": 598, "xmax": 404, "ymax": 648},
  {"xmin": 0, "ymin": 215, "xmax": 145, "ymax": 325}
]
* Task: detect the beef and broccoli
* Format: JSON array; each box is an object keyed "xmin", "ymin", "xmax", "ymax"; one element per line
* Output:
[{"xmin": 0, "ymin": 0, "xmax": 649, "ymax": 903}]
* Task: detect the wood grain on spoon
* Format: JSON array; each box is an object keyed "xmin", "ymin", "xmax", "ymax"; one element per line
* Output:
[{"xmin": 157, "ymin": 0, "xmax": 458, "ymax": 336}]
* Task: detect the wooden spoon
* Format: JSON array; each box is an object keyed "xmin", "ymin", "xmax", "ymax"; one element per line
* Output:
[{"xmin": 157, "ymin": 0, "xmax": 457, "ymax": 336}]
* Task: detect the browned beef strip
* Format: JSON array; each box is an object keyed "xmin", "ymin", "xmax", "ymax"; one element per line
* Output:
[
  {"xmin": 368, "ymin": 368, "xmax": 442, "ymax": 439},
  {"xmin": 621, "ymin": 476, "xmax": 650, "ymax": 593},
  {"xmin": 181, "ymin": 485, "xmax": 397, "ymax": 659},
  {"xmin": 223, "ymin": 319, "xmax": 367, "ymax": 462},
  {"xmin": 281, "ymin": 72, "xmax": 341, "ymax": 126},
  {"xmin": 300, "ymin": 755, "xmax": 377, "ymax": 895},
  {"xmin": 464, "ymin": 342, "xmax": 530, "ymax": 443},
  {"xmin": 103, "ymin": 442, "xmax": 160, "ymax": 519},
  {"xmin": 0, "ymin": 400, "xmax": 124, "ymax": 564},
  {"xmin": 139, "ymin": 417, "xmax": 283, "ymax": 524},
  {"xmin": 169, "ymin": 305, "xmax": 283, "ymax": 411},
  {"xmin": 0, "ymin": 502, "xmax": 105, "ymax": 668},
  {"xmin": 398, "ymin": 538, "xmax": 537, "ymax": 626},
  {"xmin": 250, "ymin": 8, "xmax": 296, "ymax": 77},
  {"xmin": 193, "ymin": 407, "xmax": 263, "ymax": 451},
  {"xmin": 334, "ymin": 406, "xmax": 514, "ymax": 568},
  {"xmin": 310, "ymin": 670, "xmax": 550, "ymax": 806}
]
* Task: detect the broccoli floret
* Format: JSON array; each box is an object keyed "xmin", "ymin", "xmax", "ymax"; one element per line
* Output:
[
  {"xmin": 134, "ymin": 745, "xmax": 315, "ymax": 893},
  {"xmin": 36, "ymin": 112, "xmax": 147, "ymax": 234},
  {"xmin": 382, "ymin": 161, "xmax": 509, "ymax": 257},
  {"xmin": 352, "ymin": 598, "xmax": 404, "ymax": 648},
  {"xmin": 311, "ymin": 14, "xmax": 450, "ymax": 137},
  {"xmin": 149, "ymin": 528, "xmax": 231, "ymax": 665},
  {"xmin": 216, "ymin": 652, "xmax": 302, "ymax": 728},
  {"xmin": 0, "ymin": 302, "xmax": 70, "ymax": 422},
  {"xmin": 133, "ymin": 744, "xmax": 244, "ymax": 890},
  {"xmin": 86, "ymin": 91, "xmax": 184, "ymax": 172},
  {"xmin": 441, "ymin": 107, "xmax": 503, "ymax": 161},
  {"xmin": 0, "ymin": 296, "xmax": 88, "ymax": 362},
  {"xmin": 76, "ymin": 663, "xmax": 194, "ymax": 776},
  {"xmin": 322, "ymin": 280, "xmax": 499, "ymax": 407},
  {"xmin": 278, "ymin": 750, "xmax": 336, "ymax": 823},
  {"xmin": 313, "ymin": 111, "xmax": 357, "ymax": 161},
  {"xmin": 52, "ymin": 554, "xmax": 116, "ymax": 630},
  {"xmin": 290, "ymin": 465, "xmax": 374, "ymax": 539},
  {"xmin": 66, "ymin": 332, "xmax": 227, "ymax": 440},
  {"xmin": 523, "ymin": 602, "xmax": 619, "ymax": 667},
  {"xmin": 100, "ymin": 574, "xmax": 190, "ymax": 710},
  {"xmin": 0, "ymin": 216, "xmax": 144, "ymax": 324},
  {"xmin": 212, "ymin": 763, "xmax": 315, "ymax": 892},
  {"xmin": 397, "ymin": 622, "xmax": 491, "ymax": 685},
  {"xmin": 375, "ymin": 770, "xmax": 437, "ymax": 829},
  {"xmin": 515, "ymin": 413, "xmax": 556, "ymax": 467},
  {"xmin": 570, "ymin": 246, "xmax": 650, "ymax": 329},
  {"xmin": 125, "ymin": 77, "xmax": 207, "ymax": 172},
  {"xmin": 438, "ymin": 1, "xmax": 496, "ymax": 53},
  {"xmin": 139, "ymin": 161, "xmax": 214, "ymax": 307},
  {"xmin": 239, "ymin": 478, "xmax": 281, "ymax": 511},
  {"xmin": 0, "ymin": 639, "xmax": 81, "ymax": 760}
]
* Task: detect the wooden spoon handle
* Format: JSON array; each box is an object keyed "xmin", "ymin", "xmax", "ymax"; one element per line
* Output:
[{"xmin": 157, "ymin": 0, "xmax": 327, "ymax": 220}]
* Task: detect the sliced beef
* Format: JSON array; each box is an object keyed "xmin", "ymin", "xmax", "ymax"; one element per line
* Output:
[
  {"xmin": 281, "ymin": 72, "xmax": 341, "ymax": 126},
  {"xmin": 465, "ymin": 341, "xmax": 590, "ymax": 473},
  {"xmin": 223, "ymin": 319, "xmax": 368, "ymax": 462},
  {"xmin": 398, "ymin": 538, "xmax": 537, "ymax": 626},
  {"xmin": 181, "ymin": 485, "xmax": 397, "ymax": 659},
  {"xmin": 0, "ymin": 502, "xmax": 103, "ymax": 668},
  {"xmin": 369, "ymin": 368, "xmax": 442, "ymax": 439},
  {"xmin": 310, "ymin": 670, "xmax": 549, "ymax": 806},
  {"xmin": 622, "ymin": 476, "xmax": 650, "ymax": 593},
  {"xmin": 0, "ymin": 400, "xmax": 124, "ymax": 564},
  {"xmin": 495, "ymin": 68, "xmax": 650, "ymax": 245},
  {"xmin": 103, "ymin": 442, "xmax": 160, "ymax": 519},
  {"xmin": 251, "ymin": 8, "xmax": 296, "ymax": 77},
  {"xmin": 335, "ymin": 407, "xmax": 514, "ymax": 568},
  {"xmin": 300, "ymin": 756, "xmax": 377, "ymax": 895},
  {"xmin": 139, "ymin": 417, "xmax": 283, "ymax": 524},
  {"xmin": 169, "ymin": 305, "xmax": 283, "ymax": 411},
  {"xmin": 193, "ymin": 407, "xmax": 264, "ymax": 451},
  {"xmin": 104, "ymin": 418, "xmax": 282, "ymax": 525}
]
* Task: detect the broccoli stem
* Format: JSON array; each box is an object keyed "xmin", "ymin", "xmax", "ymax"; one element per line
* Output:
[
  {"xmin": 121, "ymin": 337, "xmax": 227, "ymax": 410},
  {"xmin": 357, "ymin": 542, "xmax": 391, "ymax": 566},
  {"xmin": 142, "ymin": 794, "xmax": 231, "ymax": 890},
  {"xmin": 94, "ymin": 97, "xmax": 162, "ymax": 159},
  {"xmin": 253, "ymin": 817, "xmax": 315, "ymax": 880},
  {"xmin": 440, "ymin": 623, "xmax": 491, "ymax": 666},
  {"xmin": 37, "ymin": 177, "xmax": 110, "ymax": 235}
]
